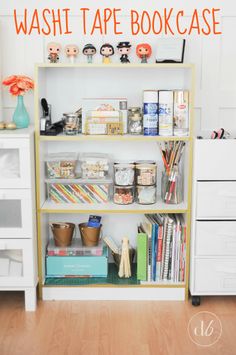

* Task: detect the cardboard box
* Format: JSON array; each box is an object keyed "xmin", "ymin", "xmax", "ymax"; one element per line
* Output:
[{"xmin": 46, "ymin": 247, "xmax": 108, "ymax": 277}]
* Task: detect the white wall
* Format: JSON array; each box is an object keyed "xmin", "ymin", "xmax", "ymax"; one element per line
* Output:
[{"xmin": 1, "ymin": 0, "xmax": 236, "ymax": 133}]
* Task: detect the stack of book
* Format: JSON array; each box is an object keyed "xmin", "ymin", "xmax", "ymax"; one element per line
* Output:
[
  {"xmin": 46, "ymin": 239, "xmax": 108, "ymax": 278},
  {"xmin": 137, "ymin": 214, "xmax": 186, "ymax": 283}
]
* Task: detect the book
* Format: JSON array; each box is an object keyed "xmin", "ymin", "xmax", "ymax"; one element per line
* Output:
[
  {"xmin": 137, "ymin": 232, "xmax": 148, "ymax": 281},
  {"xmin": 145, "ymin": 214, "xmax": 158, "ymax": 281},
  {"xmin": 163, "ymin": 217, "xmax": 173, "ymax": 281},
  {"xmin": 156, "ymin": 225, "xmax": 163, "ymax": 282},
  {"xmin": 141, "ymin": 216, "xmax": 153, "ymax": 281}
]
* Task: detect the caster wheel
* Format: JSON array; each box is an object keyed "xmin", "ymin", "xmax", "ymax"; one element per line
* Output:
[{"xmin": 192, "ymin": 296, "xmax": 201, "ymax": 306}]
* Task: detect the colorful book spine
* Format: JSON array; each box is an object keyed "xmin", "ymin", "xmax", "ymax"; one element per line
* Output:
[
  {"xmin": 156, "ymin": 225, "xmax": 163, "ymax": 281},
  {"xmin": 151, "ymin": 223, "xmax": 158, "ymax": 281},
  {"xmin": 163, "ymin": 218, "xmax": 173, "ymax": 281},
  {"xmin": 137, "ymin": 233, "xmax": 148, "ymax": 281}
]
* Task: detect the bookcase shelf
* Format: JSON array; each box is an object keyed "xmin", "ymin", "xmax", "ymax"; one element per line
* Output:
[
  {"xmin": 36, "ymin": 63, "xmax": 194, "ymax": 69},
  {"xmin": 39, "ymin": 134, "xmax": 190, "ymax": 142},
  {"xmin": 35, "ymin": 63, "xmax": 195, "ymax": 301},
  {"xmin": 40, "ymin": 200, "xmax": 188, "ymax": 214}
]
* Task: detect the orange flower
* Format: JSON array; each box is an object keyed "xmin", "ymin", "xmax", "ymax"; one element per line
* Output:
[
  {"xmin": 9, "ymin": 84, "xmax": 24, "ymax": 96},
  {"xmin": 2, "ymin": 75, "xmax": 18, "ymax": 86},
  {"xmin": 2, "ymin": 75, "xmax": 34, "ymax": 96}
]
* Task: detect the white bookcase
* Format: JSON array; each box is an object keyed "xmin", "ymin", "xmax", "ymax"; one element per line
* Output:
[
  {"xmin": 0, "ymin": 127, "xmax": 38, "ymax": 311},
  {"xmin": 190, "ymin": 139, "xmax": 236, "ymax": 306},
  {"xmin": 35, "ymin": 63, "xmax": 194, "ymax": 301}
]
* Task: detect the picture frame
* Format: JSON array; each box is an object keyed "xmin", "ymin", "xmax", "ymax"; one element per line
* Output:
[{"xmin": 156, "ymin": 39, "xmax": 186, "ymax": 63}]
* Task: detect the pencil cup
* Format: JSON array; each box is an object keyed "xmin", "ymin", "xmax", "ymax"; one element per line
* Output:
[{"xmin": 161, "ymin": 171, "xmax": 183, "ymax": 204}]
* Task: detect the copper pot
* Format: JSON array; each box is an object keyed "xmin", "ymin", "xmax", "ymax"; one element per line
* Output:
[
  {"xmin": 51, "ymin": 222, "xmax": 75, "ymax": 247},
  {"xmin": 79, "ymin": 223, "xmax": 101, "ymax": 247}
]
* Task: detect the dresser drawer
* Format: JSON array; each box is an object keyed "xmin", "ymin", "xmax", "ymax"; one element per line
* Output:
[
  {"xmin": 194, "ymin": 258, "xmax": 236, "ymax": 293},
  {"xmin": 0, "ymin": 239, "xmax": 36, "ymax": 287},
  {"xmin": 0, "ymin": 138, "xmax": 31, "ymax": 188},
  {"xmin": 0, "ymin": 189, "xmax": 33, "ymax": 238},
  {"xmin": 195, "ymin": 140, "xmax": 236, "ymax": 180},
  {"xmin": 196, "ymin": 182, "xmax": 236, "ymax": 219},
  {"xmin": 195, "ymin": 221, "xmax": 236, "ymax": 256}
]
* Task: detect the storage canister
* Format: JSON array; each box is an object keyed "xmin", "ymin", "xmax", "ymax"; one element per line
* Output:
[
  {"xmin": 135, "ymin": 160, "xmax": 157, "ymax": 186},
  {"xmin": 113, "ymin": 186, "xmax": 134, "ymax": 205},
  {"xmin": 63, "ymin": 113, "xmax": 79, "ymax": 135},
  {"xmin": 158, "ymin": 90, "xmax": 174, "ymax": 136},
  {"xmin": 143, "ymin": 90, "xmax": 158, "ymax": 136},
  {"xmin": 114, "ymin": 162, "xmax": 135, "ymax": 186},
  {"xmin": 136, "ymin": 185, "xmax": 157, "ymax": 205},
  {"xmin": 128, "ymin": 107, "xmax": 143, "ymax": 135}
]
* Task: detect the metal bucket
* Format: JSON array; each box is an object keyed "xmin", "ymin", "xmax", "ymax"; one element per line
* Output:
[
  {"xmin": 51, "ymin": 222, "xmax": 75, "ymax": 247},
  {"xmin": 79, "ymin": 223, "xmax": 102, "ymax": 247}
]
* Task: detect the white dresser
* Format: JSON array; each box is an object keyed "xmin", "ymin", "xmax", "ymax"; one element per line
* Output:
[
  {"xmin": 190, "ymin": 139, "xmax": 236, "ymax": 305},
  {"xmin": 0, "ymin": 127, "xmax": 38, "ymax": 311}
]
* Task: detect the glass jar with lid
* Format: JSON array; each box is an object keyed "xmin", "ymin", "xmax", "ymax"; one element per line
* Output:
[
  {"xmin": 113, "ymin": 186, "xmax": 135, "ymax": 205},
  {"xmin": 136, "ymin": 185, "xmax": 157, "ymax": 205},
  {"xmin": 128, "ymin": 107, "xmax": 143, "ymax": 135},
  {"xmin": 114, "ymin": 161, "xmax": 135, "ymax": 186},
  {"xmin": 63, "ymin": 113, "xmax": 79, "ymax": 135},
  {"xmin": 135, "ymin": 160, "xmax": 157, "ymax": 186}
]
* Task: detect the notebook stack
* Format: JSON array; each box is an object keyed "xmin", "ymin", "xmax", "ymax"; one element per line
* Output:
[{"xmin": 137, "ymin": 214, "xmax": 186, "ymax": 283}]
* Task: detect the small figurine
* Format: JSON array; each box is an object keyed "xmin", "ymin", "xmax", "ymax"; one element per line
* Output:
[
  {"xmin": 83, "ymin": 44, "xmax": 96, "ymax": 64},
  {"xmin": 65, "ymin": 44, "xmax": 79, "ymax": 64},
  {"xmin": 117, "ymin": 42, "xmax": 132, "ymax": 63},
  {"xmin": 100, "ymin": 43, "xmax": 114, "ymax": 64},
  {"xmin": 136, "ymin": 43, "xmax": 152, "ymax": 64},
  {"xmin": 47, "ymin": 42, "xmax": 62, "ymax": 63}
]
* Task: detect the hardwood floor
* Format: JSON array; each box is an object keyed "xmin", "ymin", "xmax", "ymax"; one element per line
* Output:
[{"xmin": 0, "ymin": 292, "xmax": 235, "ymax": 355}]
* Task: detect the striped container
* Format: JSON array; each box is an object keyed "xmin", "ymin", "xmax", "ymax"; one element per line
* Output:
[{"xmin": 47, "ymin": 182, "xmax": 112, "ymax": 204}]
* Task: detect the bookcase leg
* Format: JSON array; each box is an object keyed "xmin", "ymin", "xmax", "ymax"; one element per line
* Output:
[
  {"xmin": 24, "ymin": 287, "xmax": 37, "ymax": 311},
  {"xmin": 192, "ymin": 295, "xmax": 201, "ymax": 306}
]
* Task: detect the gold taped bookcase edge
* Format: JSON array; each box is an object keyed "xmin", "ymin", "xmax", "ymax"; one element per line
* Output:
[{"xmin": 35, "ymin": 63, "xmax": 194, "ymax": 69}]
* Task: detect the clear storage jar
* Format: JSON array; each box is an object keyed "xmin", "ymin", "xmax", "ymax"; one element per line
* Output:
[
  {"xmin": 135, "ymin": 161, "xmax": 157, "ymax": 186},
  {"xmin": 128, "ymin": 107, "xmax": 143, "ymax": 135},
  {"xmin": 161, "ymin": 170, "xmax": 183, "ymax": 204},
  {"xmin": 63, "ymin": 113, "xmax": 79, "ymax": 135},
  {"xmin": 114, "ymin": 162, "xmax": 135, "ymax": 186},
  {"xmin": 113, "ymin": 186, "xmax": 134, "ymax": 205},
  {"xmin": 136, "ymin": 185, "xmax": 157, "ymax": 205}
]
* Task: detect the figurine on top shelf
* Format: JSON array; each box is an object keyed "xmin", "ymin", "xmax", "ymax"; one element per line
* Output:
[
  {"xmin": 65, "ymin": 44, "xmax": 79, "ymax": 64},
  {"xmin": 117, "ymin": 42, "xmax": 132, "ymax": 63},
  {"xmin": 47, "ymin": 42, "xmax": 62, "ymax": 63},
  {"xmin": 136, "ymin": 43, "xmax": 152, "ymax": 64},
  {"xmin": 83, "ymin": 44, "xmax": 97, "ymax": 64},
  {"xmin": 100, "ymin": 43, "xmax": 114, "ymax": 64}
]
